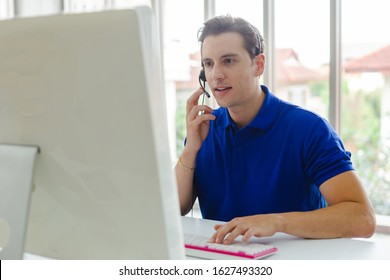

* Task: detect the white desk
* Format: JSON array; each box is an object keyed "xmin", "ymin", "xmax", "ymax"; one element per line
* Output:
[
  {"xmin": 182, "ymin": 216, "xmax": 390, "ymax": 260},
  {"xmin": 22, "ymin": 216, "xmax": 390, "ymax": 260}
]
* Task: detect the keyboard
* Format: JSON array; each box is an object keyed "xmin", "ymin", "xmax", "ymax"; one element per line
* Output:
[{"xmin": 184, "ymin": 233, "xmax": 277, "ymax": 260}]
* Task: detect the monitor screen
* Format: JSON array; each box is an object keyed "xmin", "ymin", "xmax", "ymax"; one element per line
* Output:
[{"xmin": 0, "ymin": 7, "xmax": 184, "ymax": 259}]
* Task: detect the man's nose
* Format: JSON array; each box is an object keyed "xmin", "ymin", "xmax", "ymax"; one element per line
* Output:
[{"xmin": 211, "ymin": 64, "xmax": 225, "ymax": 81}]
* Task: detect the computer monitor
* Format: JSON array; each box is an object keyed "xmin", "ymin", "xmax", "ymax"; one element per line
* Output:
[{"xmin": 0, "ymin": 7, "xmax": 184, "ymax": 259}]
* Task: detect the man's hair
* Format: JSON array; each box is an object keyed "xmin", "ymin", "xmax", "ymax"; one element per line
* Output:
[{"xmin": 197, "ymin": 15, "xmax": 265, "ymax": 59}]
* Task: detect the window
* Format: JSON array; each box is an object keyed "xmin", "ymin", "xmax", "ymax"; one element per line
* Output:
[
  {"xmin": 275, "ymin": 0, "xmax": 329, "ymax": 119},
  {"xmin": 163, "ymin": 0, "xmax": 204, "ymax": 159},
  {"xmin": 0, "ymin": 0, "xmax": 13, "ymax": 19},
  {"xmin": 63, "ymin": 0, "xmax": 107, "ymax": 12},
  {"xmin": 215, "ymin": 0, "xmax": 263, "ymax": 28},
  {"xmin": 342, "ymin": 0, "xmax": 390, "ymax": 216}
]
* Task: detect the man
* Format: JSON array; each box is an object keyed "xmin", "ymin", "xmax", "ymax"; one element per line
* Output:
[{"xmin": 175, "ymin": 15, "xmax": 376, "ymax": 245}]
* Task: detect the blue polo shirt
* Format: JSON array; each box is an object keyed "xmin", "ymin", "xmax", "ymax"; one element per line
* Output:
[{"xmin": 193, "ymin": 85, "xmax": 353, "ymax": 222}]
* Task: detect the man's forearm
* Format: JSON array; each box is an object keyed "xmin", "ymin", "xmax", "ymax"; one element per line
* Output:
[
  {"xmin": 175, "ymin": 148, "xmax": 198, "ymax": 215},
  {"xmin": 278, "ymin": 202, "xmax": 376, "ymax": 239}
]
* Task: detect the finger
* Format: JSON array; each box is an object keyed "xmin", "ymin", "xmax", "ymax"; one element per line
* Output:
[
  {"xmin": 188, "ymin": 105, "xmax": 213, "ymax": 121},
  {"xmin": 242, "ymin": 227, "xmax": 256, "ymax": 242},
  {"xmin": 186, "ymin": 88, "xmax": 205, "ymax": 116},
  {"xmin": 210, "ymin": 224, "xmax": 223, "ymax": 243},
  {"xmin": 221, "ymin": 226, "xmax": 248, "ymax": 245},
  {"xmin": 213, "ymin": 223, "xmax": 237, "ymax": 244},
  {"xmin": 214, "ymin": 224, "xmax": 223, "ymax": 230}
]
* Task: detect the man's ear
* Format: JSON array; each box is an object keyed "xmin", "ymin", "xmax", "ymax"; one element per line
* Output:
[{"xmin": 255, "ymin": 53, "xmax": 265, "ymax": 77}]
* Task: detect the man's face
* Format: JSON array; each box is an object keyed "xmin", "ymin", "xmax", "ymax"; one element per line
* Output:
[{"xmin": 201, "ymin": 32, "xmax": 264, "ymax": 109}]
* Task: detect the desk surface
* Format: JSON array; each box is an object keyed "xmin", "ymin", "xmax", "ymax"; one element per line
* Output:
[
  {"xmin": 182, "ymin": 216, "xmax": 390, "ymax": 260},
  {"xmin": 23, "ymin": 216, "xmax": 389, "ymax": 260}
]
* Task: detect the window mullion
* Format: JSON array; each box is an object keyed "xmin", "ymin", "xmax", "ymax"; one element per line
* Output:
[
  {"xmin": 204, "ymin": 0, "xmax": 215, "ymax": 20},
  {"xmin": 329, "ymin": 0, "xmax": 342, "ymax": 133},
  {"xmin": 263, "ymin": 0, "xmax": 275, "ymax": 91}
]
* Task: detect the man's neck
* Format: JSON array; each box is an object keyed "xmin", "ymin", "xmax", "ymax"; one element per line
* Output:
[{"xmin": 228, "ymin": 89, "xmax": 265, "ymax": 129}]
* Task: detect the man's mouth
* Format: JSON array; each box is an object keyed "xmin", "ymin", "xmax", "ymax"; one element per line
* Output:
[{"xmin": 214, "ymin": 86, "xmax": 232, "ymax": 92}]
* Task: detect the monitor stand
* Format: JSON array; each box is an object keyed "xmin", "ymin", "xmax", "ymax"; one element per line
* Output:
[{"xmin": 0, "ymin": 144, "xmax": 39, "ymax": 259}]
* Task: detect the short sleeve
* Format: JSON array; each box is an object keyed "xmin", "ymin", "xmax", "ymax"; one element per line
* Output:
[{"xmin": 303, "ymin": 117, "xmax": 354, "ymax": 186}]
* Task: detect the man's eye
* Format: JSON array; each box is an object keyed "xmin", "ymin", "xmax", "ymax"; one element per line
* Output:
[
  {"xmin": 225, "ymin": 58, "xmax": 234, "ymax": 64},
  {"xmin": 204, "ymin": 62, "xmax": 213, "ymax": 68}
]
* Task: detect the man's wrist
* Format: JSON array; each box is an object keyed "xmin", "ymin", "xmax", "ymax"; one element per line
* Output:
[
  {"xmin": 178, "ymin": 148, "xmax": 198, "ymax": 171},
  {"xmin": 178, "ymin": 156, "xmax": 195, "ymax": 171}
]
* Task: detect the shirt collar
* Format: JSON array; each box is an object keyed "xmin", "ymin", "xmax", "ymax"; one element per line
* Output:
[{"xmin": 216, "ymin": 85, "xmax": 281, "ymax": 131}]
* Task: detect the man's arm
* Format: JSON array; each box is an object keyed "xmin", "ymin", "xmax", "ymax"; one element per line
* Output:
[
  {"xmin": 175, "ymin": 148, "xmax": 197, "ymax": 216},
  {"xmin": 211, "ymin": 170, "xmax": 376, "ymax": 244},
  {"xmin": 176, "ymin": 88, "xmax": 215, "ymax": 215}
]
